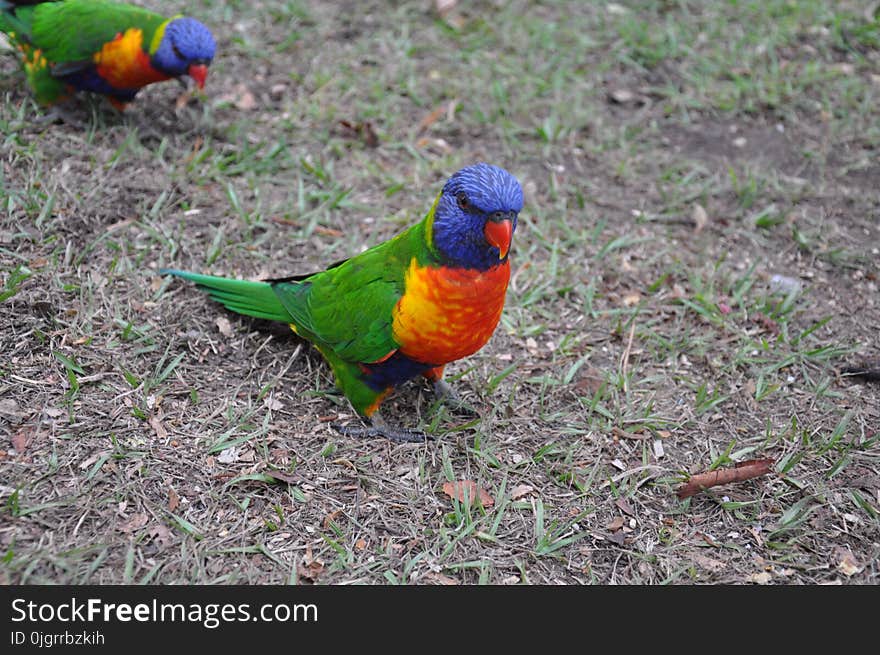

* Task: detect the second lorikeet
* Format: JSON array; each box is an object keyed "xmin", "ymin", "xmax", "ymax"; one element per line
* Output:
[
  {"xmin": 0, "ymin": 0, "xmax": 216, "ymax": 110},
  {"xmin": 162, "ymin": 163, "xmax": 524, "ymax": 442}
]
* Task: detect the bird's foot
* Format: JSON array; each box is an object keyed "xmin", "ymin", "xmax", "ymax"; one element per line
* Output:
[
  {"xmin": 432, "ymin": 379, "xmax": 479, "ymax": 416},
  {"xmin": 331, "ymin": 413, "xmax": 432, "ymax": 443}
]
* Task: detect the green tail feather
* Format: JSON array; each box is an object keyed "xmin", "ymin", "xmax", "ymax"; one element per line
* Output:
[{"xmin": 160, "ymin": 269, "xmax": 293, "ymax": 323}]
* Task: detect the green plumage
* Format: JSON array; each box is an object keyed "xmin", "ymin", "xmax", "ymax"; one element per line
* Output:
[
  {"xmin": 4, "ymin": 1, "xmax": 166, "ymax": 60},
  {"xmin": 0, "ymin": 0, "xmax": 168, "ymax": 104},
  {"xmin": 162, "ymin": 211, "xmax": 436, "ymax": 416}
]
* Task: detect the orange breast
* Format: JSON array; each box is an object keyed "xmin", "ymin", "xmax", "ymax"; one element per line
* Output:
[
  {"xmin": 392, "ymin": 258, "xmax": 510, "ymax": 365},
  {"xmin": 93, "ymin": 29, "xmax": 169, "ymax": 89}
]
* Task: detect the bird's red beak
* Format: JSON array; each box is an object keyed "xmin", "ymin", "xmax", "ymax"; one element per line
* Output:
[
  {"xmin": 187, "ymin": 63, "xmax": 208, "ymax": 90},
  {"xmin": 484, "ymin": 219, "xmax": 513, "ymax": 259}
]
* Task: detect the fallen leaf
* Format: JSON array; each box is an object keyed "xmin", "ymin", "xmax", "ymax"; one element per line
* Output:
[
  {"xmin": 299, "ymin": 545, "xmax": 324, "ymax": 583},
  {"xmin": 148, "ymin": 415, "xmax": 167, "ymax": 440},
  {"xmin": 417, "ymin": 100, "xmax": 457, "ymax": 134},
  {"xmin": 605, "ymin": 530, "xmax": 626, "ymax": 545},
  {"xmin": 338, "ymin": 120, "xmax": 379, "ymax": 148},
  {"xmin": 11, "ymin": 428, "xmax": 29, "ymax": 455},
  {"xmin": 652, "ymin": 439, "xmax": 665, "ymax": 459},
  {"xmin": 692, "ymin": 553, "xmax": 725, "ymax": 573},
  {"xmin": 622, "ymin": 293, "xmax": 641, "ymax": 307},
  {"xmin": 216, "ymin": 316, "xmax": 233, "ymax": 337},
  {"xmin": 119, "ymin": 512, "xmax": 149, "ymax": 533},
  {"xmin": 615, "ymin": 498, "xmax": 635, "ymax": 516},
  {"xmin": 692, "ymin": 203, "xmax": 708, "ymax": 233},
  {"xmin": 608, "ymin": 88, "xmax": 636, "ymax": 104},
  {"xmin": 0, "ymin": 399, "xmax": 24, "ymax": 422},
  {"xmin": 354, "ymin": 538, "xmax": 367, "ymax": 551},
  {"xmin": 510, "ymin": 484, "xmax": 535, "ymax": 500},
  {"xmin": 232, "ymin": 84, "xmax": 256, "ymax": 110},
  {"xmin": 417, "ymin": 104, "xmax": 447, "ymax": 134},
  {"xmin": 836, "ymin": 549, "xmax": 862, "ymax": 577},
  {"xmin": 606, "ymin": 516, "xmax": 625, "ymax": 532},
  {"xmin": 747, "ymin": 571, "xmax": 772, "ymax": 585},
  {"xmin": 753, "ymin": 313, "xmax": 780, "ymax": 335},
  {"xmin": 423, "ymin": 572, "xmax": 459, "ymax": 585},
  {"xmin": 146, "ymin": 524, "xmax": 174, "ymax": 550},
  {"xmin": 217, "ymin": 446, "xmax": 238, "ymax": 464},
  {"xmin": 434, "ymin": 0, "xmax": 456, "ymax": 17},
  {"xmin": 697, "ymin": 532, "xmax": 719, "ymax": 548},
  {"xmin": 323, "ymin": 509, "xmax": 343, "ymax": 531},
  {"xmin": 263, "ymin": 469, "xmax": 306, "ymax": 485},
  {"xmin": 263, "ymin": 395, "xmax": 284, "ymax": 411},
  {"xmin": 314, "ymin": 226, "xmax": 344, "ymax": 238},
  {"xmin": 270, "ymin": 448, "xmax": 290, "ymax": 463},
  {"xmin": 168, "ymin": 488, "xmax": 180, "ymax": 513},
  {"xmin": 768, "ymin": 274, "xmax": 802, "ymax": 295},
  {"xmin": 414, "ymin": 136, "xmax": 452, "ymax": 154},
  {"xmin": 748, "ymin": 526, "xmax": 764, "ymax": 547},
  {"xmin": 79, "ymin": 451, "xmax": 109, "ymax": 470},
  {"xmin": 269, "ymin": 83, "xmax": 287, "ymax": 100},
  {"xmin": 442, "ymin": 480, "xmax": 494, "ymax": 507}
]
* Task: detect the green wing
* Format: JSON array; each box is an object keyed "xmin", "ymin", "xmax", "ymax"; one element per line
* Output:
[
  {"xmin": 273, "ymin": 221, "xmax": 427, "ymax": 364},
  {"xmin": 0, "ymin": 2, "xmax": 36, "ymax": 41},
  {"xmin": 164, "ymin": 219, "xmax": 430, "ymax": 367},
  {"xmin": 27, "ymin": 0, "xmax": 167, "ymax": 62}
]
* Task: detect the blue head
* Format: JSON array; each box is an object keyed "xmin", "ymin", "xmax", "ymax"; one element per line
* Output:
[
  {"xmin": 151, "ymin": 17, "xmax": 217, "ymax": 89},
  {"xmin": 431, "ymin": 163, "xmax": 524, "ymax": 270}
]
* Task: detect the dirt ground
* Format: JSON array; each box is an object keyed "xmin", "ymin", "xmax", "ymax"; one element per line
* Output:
[{"xmin": 1, "ymin": 1, "xmax": 878, "ymax": 584}]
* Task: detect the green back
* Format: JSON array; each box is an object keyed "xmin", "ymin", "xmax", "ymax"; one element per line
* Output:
[
  {"xmin": 3, "ymin": 0, "xmax": 167, "ymax": 61},
  {"xmin": 0, "ymin": 3, "xmax": 35, "ymax": 41},
  {"xmin": 273, "ymin": 218, "xmax": 434, "ymax": 364}
]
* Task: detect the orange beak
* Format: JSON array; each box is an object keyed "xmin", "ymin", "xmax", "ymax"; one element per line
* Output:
[
  {"xmin": 187, "ymin": 63, "xmax": 208, "ymax": 90},
  {"xmin": 484, "ymin": 219, "xmax": 513, "ymax": 259}
]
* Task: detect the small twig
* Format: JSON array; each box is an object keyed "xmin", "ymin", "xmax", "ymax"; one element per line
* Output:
[
  {"xmin": 620, "ymin": 321, "xmax": 636, "ymax": 394},
  {"xmin": 677, "ymin": 458, "xmax": 775, "ymax": 499},
  {"xmin": 612, "ymin": 427, "xmax": 649, "ymax": 441}
]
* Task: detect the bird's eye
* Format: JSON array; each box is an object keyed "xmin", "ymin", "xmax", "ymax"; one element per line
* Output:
[
  {"xmin": 456, "ymin": 191, "xmax": 470, "ymax": 210},
  {"xmin": 172, "ymin": 44, "xmax": 184, "ymax": 59}
]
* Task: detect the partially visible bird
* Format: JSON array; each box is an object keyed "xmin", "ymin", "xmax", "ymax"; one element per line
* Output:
[
  {"xmin": 0, "ymin": 0, "xmax": 216, "ymax": 110},
  {"xmin": 162, "ymin": 163, "xmax": 524, "ymax": 442}
]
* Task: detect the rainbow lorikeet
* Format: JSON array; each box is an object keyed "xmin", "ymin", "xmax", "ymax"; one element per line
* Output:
[
  {"xmin": 162, "ymin": 163, "xmax": 524, "ymax": 442},
  {"xmin": 0, "ymin": 0, "xmax": 216, "ymax": 110}
]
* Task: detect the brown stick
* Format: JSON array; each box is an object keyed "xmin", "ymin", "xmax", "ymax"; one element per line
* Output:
[{"xmin": 677, "ymin": 458, "xmax": 774, "ymax": 499}]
